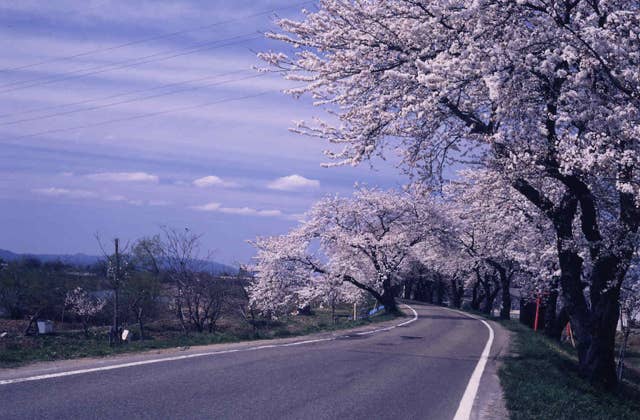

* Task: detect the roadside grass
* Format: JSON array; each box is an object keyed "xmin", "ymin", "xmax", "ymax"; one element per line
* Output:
[
  {"xmin": 0, "ymin": 308, "xmax": 396, "ymax": 368},
  {"xmin": 626, "ymin": 350, "xmax": 640, "ymax": 369},
  {"xmin": 620, "ymin": 333, "xmax": 640, "ymax": 370},
  {"xmin": 498, "ymin": 321, "xmax": 640, "ymax": 420}
]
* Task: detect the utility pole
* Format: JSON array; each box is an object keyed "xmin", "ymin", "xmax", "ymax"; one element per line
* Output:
[{"xmin": 111, "ymin": 238, "xmax": 121, "ymax": 346}]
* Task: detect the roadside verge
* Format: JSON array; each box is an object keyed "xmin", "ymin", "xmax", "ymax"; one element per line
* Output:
[
  {"xmin": 498, "ymin": 321, "xmax": 640, "ymax": 419},
  {"xmin": 0, "ymin": 304, "xmax": 417, "ymax": 386}
]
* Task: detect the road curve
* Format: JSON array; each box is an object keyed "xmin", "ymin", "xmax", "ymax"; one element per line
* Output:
[{"xmin": 1, "ymin": 304, "xmax": 494, "ymax": 420}]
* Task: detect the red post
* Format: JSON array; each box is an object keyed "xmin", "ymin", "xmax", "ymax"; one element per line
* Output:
[{"xmin": 533, "ymin": 296, "xmax": 541, "ymax": 331}]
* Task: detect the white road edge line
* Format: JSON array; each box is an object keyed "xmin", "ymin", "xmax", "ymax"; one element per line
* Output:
[
  {"xmin": 0, "ymin": 303, "xmax": 419, "ymax": 386},
  {"xmin": 447, "ymin": 309, "xmax": 495, "ymax": 420}
]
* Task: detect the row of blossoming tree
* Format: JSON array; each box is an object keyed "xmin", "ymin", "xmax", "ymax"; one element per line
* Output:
[
  {"xmin": 249, "ymin": 175, "xmax": 557, "ymax": 326},
  {"xmin": 249, "ymin": 0, "xmax": 640, "ymax": 388}
]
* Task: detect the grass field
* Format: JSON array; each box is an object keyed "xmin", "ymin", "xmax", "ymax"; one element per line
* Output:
[
  {"xmin": 621, "ymin": 333, "xmax": 640, "ymax": 370},
  {"xmin": 0, "ymin": 307, "xmax": 396, "ymax": 368},
  {"xmin": 498, "ymin": 321, "xmax": 640, "ymax": 420}
]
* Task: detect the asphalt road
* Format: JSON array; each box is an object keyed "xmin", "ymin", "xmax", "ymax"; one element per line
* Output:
[{"xmin": 0, "ymin": 304, "xmax": 498, "ymax": 420}]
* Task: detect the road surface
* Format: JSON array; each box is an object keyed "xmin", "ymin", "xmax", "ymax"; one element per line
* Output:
[{"xmin": 0, "ymin": 304, "xmax": 504, "ymax": 419}]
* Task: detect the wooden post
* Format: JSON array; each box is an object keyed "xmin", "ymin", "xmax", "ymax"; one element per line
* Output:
[
  {"xmin": 567, "ymin": 323, "xmax": 575, "ymax": 347},
  {"xmin": 353, "ymin": 303, "xmax": 357, "ymax": 320},
  {"xmin": 617, "ymin": 307, "xmax": 629, "ymax": 381}
]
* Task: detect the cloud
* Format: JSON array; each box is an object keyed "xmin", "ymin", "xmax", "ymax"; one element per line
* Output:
[
  {"xmin": 192, "ymin": 202, "xmax": 222, "ymax": 211},
  {"xmin": 85, "ymin": 172, "xmax": 159, "ymax": 183},
  {"xmin": 33, "ymin": 187, "xmax": 143, "ymax": 206},
  {"xmin": 193, "ymin": 175, "xmax": 238, "ymax": 188},
  {"xmin": 284, "ymin": 212, "xmax": 306, "ymax": 222},
  {"xmin": 267, "ymin": 174, "xmax": 320, "ymax": 191},
  {"xmin": 219, "ymin": 207, "xmax": 283, "ymax": 217},
  {"xmin": 32, "ymin": 187, "xmax": 96, "ymax": 198},
  {"xmin": 192, "ymin": 202, "xmax": 282, "ymax": 217}
]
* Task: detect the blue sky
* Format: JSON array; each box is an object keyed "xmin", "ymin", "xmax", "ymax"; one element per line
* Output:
[{"xmin": 0, "ymin": 0, "xmax": 407, "ymax": 265}]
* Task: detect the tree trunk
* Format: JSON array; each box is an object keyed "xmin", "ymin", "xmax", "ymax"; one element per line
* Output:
[
  {"xmin": 471, "ymin": 281, "xmax": 481, "ymax": 311},
  {"xmin": 485, "ymin": 259, "xmax": 512, "ymax": 320},
  {"xmin": 543, "ymin": 281, "xmax": 561, "ymax": 339},
  {"xmin": 578, "ymin": 288, "xmax": 620, "ymax": 389},
  {"xmin": 514, "ymin": 175, "xmax": 638, "ymax": 388},
  {"xmin": 111, "ymin": 238, "xmax": 121, "ymax": 346},
  {"xmin": 558, "ymin": 247, "xmax": 624, "ymax": 389},
  {"xmin": 23, "ymin": 308, "xmax": 43, "ymax": 335},
  {"xmin": 424, "ymin": 281, "xmax": 434, "ymax": 304},
  {"xmin": 481, "ymin": 275, "xmax": 498, "ymax": 315},
  {"xmin": 112, "ymin": 288, "xmax": 119, "ymax": 345},
  {"xmin": 297, "ymin": 305, "xmax": 313, "ymax": 316},
  {"xmin": 403, "ymin": 278, "xmax": 413, "ymax": 299},
  {"xmin": 500, "ymin": 283, "xmax": 511, "ymax": 320},
  {"xmin": 176, "ymin": 299, "xmax": 187, "ymax": 334},
  {"xmin": 137, "ymin": 307, "xmax": 144, "ymax": 340},
  {"xmin": 546, "ymin": 305, "xmax": 569, "ymax": 341},
  {"xmin": 617, "ymin": 319, "xmax": 631, "ymax": 381},
  {"xmin": 449, "ymin": 278, "xmax": 463, "ymax": 309},
  {"xmin": 194, "ymin": 318, "xmax": 204, "ymax": 333},
  {"xmin": 482, "ymin": 288, "xmax": 494, "ymax": 314},
  {"xmin": 380, "ymin": 292, "xmax": 400, "ymax": 315},
  {"xmin": 435, "ymin": 276, "xmax": 445, "ymax": 306}
]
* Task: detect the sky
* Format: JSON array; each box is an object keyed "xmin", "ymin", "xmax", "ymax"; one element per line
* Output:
[{"xmin": 0, "ymin": 0, "xmax": 407, "ymax": 265}]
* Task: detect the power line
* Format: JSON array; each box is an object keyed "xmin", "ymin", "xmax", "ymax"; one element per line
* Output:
[
  {"xmin": 2, "ymin": 89, "xmax": 278, "ymax": 143},
  {"xmin": 0, "ymin": 71, "xmax": 264, "ymax": 125},
  {"xmin": 0, "ymin": 1, "xmax": 313, "ymax": 74},
  {"xmin": 0, "ymin": 33, "xmax": 262, "ymax": 94},
  {"xmin": 0, "ymin": 70, "xmax": 249, "ymax": 119},
  {"xmin": 0, "ymin": 73, "xmax": 267, "ymax": 126}
]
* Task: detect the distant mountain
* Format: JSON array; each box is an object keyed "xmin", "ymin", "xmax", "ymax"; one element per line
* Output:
[
  {"xmin": 0, "ymin": 249, "xmax": 100, "ymax": 267},
  {"xmin": 0, "ymin": 249, "xmax": 237, "ymax": 275},
  {"xmin": 192, "ymin": 260, "xmax": 238, "ymax": 275}
]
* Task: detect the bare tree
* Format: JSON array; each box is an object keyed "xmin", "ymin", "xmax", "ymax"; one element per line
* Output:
[
  {"xmin": 125, "ymin": 276, "xmax": 160, "ymax": 340},
  {"xmin": 161, "ymin": 227, "xmax": 226, "ymax": 333},
  {"xmin": 127, "ymin": 236, "xmax": 164, "ymax": 340},
  {"xmin": 132, "ymin": 235, "xmax": 163, "ymax": 276}
]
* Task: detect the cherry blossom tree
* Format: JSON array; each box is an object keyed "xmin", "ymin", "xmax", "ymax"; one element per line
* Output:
[
  {"xmin": 410, "ymin": 216, "xmax": 468, "ymax": 307},
  {"xmin": 65, "ymin": 287, "xmax": 106, "ymax": 337},
  {"xmin": 250, "ymin": 188, "xmax": 443, "ymax": 315},
  {"xmin": 261, "ymin": 0, "xmax": 639, "ymax": 386},
  {"xmin": 249, "ymin": 229, "xmax": 331, "ymax": 317},
  {"xmin": 444, "ymin": 169, "xmax": 557, "ymax": 319},
  {"xmin": 399, "ymin": 259, "xmax": 449, "ymax": 305}
]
